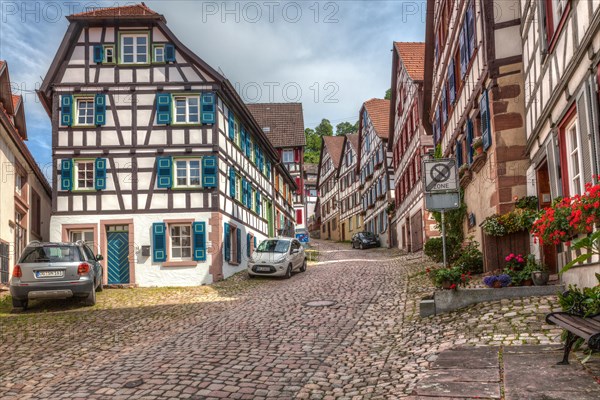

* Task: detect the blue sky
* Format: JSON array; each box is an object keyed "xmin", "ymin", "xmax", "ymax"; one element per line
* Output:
[{"xmin": 0, "ymin": 0, "xmax": 426, "ymax": 174}]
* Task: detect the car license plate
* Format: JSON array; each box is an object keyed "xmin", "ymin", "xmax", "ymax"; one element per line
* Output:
[
  {"xmin": 256, "ymin": 266, "xmax": 271, "ymax": 272},
  {"xmin": 36, "ymin": 270, "xmax": 64, "ymax": 278}
]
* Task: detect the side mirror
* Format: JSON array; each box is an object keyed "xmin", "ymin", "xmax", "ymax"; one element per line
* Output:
[
  {"xmin": 95, "ymin": 254, "xmax": 104, "ymax": 261},
  {"xmin": 291, "ymin": 249, "xmax": 299, "ymax": 254}
]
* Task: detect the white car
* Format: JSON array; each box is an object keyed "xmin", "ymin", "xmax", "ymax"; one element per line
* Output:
[{"xmin": 248, "ymin": 237, "xmax": 307, "ymax": 279}]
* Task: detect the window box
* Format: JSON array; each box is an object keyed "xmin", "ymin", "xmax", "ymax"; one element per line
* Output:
[
  {"xmin": 471, "ymin": 152, "xmax": 487, "ymax": 174},
  {"xmin": 459, "ymin": 170, "xmax": 473, "ymax": 189}
]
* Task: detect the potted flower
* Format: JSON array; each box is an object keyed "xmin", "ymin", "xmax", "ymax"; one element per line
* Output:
[
  {"xmin": 458, "ymin": 163, "xmax": 470, "ymax": 178},
  {"xmin": 427, "ymin": 266, "xmax": 472, "ymax": 290},
  {"xmin": 483, "ymin": 274, "xmax": 512, "ymax": 288},
  {"xmin": 527, "ymin": 255, "xmax": 549, "ymax": 286},
  {"xmin": 472, "ymin": 137, "xmax": 484, "ymax": 155}
]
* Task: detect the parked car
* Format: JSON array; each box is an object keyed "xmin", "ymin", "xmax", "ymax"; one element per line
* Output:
[
  {"xmin": 248, "ymin": 237, "xmax": 307, "ymax": 279},
  {"xmin": 351, "ymin": 232, "xmax": 381, "ymax": 249},
  {"xmin": 10, "ymin": 241, "xmax": 104, "ymax": 310}
]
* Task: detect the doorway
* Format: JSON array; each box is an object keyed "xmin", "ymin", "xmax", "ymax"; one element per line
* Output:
[
  {"xmin": 536, "ymin": 161, "xmax": 557, "ymax": 274},
  {"xmin": 107, "ymin": 225, "xmax": 130, "ymax": 284}
]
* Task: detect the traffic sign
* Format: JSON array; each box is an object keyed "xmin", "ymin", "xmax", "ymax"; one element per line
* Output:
[
  {"xmin": 423, "ymin": 159, "xmax": 458, "ymax": 193},
  {"xmin": 425, "ymin": 192, "xmax": 461, "ymax": 211}
]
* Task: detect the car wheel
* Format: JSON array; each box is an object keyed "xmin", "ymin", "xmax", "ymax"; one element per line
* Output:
[
  {"xmin": 95, "ymin": 279, "xmax": 103, "ymax": 292},
  {"xmin": 248, "ymin": 272, "xmax": 255, "ymax": 279},
  {"xmin": 12, "ymin": 298, "xmax": 28, "ymax": 310},
  {"xmin": 351, "ymin": 242, "xmax": 355, "ymax": 249},
  {"xmin": 359, "ymin": 243, "xmax": 364, "ymax": 250},
  {"xmin": 300, "ymin": 259, "xmax": 307, "ymax": 272},
  {"xmin": 285, "ymin": 264, "xmax": 292, "ymax": 279},
  {"xmin": 84, "ymin": 286, "xmax": 97, "ymax": 306}
]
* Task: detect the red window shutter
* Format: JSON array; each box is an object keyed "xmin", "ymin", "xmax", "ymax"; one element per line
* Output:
[
  {"xmin": 294, "ymin": 148, "xmax": 301, "ymax": 163},
  {"xmin": 295, "ymin": 177, "xmax": 302, "ymax": 194},
  {"xmin": 296, "ymin": 209, "xmax": 303, "ymax": 224}
]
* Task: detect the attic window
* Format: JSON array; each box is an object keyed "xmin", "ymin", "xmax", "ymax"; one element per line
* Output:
[{"xmin": 262, "ymin": 127, "xmax": 271, "ymax": 133}]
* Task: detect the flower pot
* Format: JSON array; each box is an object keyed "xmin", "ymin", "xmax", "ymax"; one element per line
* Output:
[
  {"xmin": 531, "ymin": 271, "xmax": 549, "ymax": 286},
  {"xmin": 492, "ymin": 280, "xmax": 503, "ymax": 288},
  {"xmin": 522, "ymin": 279, "xmax": 533, "ymax": 286},
  {"xmin": 475, "ymin": 146, "xmax": 483, "ymax": 155},
  {"xmin": 441, "ymin": 281, "xmax": 453, "ymax": 290}
]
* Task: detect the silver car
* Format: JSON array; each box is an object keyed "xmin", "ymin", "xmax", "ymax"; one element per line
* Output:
[
  {"xmin": 10, "ymin": 241, "xmax": 104, "ymax": 310},
  {"xmin": 248, "ymin": 237, "xmax": 307, "ymax": 279}
]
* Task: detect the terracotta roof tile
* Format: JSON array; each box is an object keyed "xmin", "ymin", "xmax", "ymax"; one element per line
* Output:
[
  {"xmin": 304, "ymin": 163, "xmax": 318, "ymax": 174},
  {"xmin": 246, "ymin": 103, "xmax": 306, "ymax": 148},
  {"xmin": 363, "ymin": 99, "xmax": 391, "ymax": 139},
  {"xmin": 11, "ymin": 94, "xmax": 20, "ymax": 111},
  {"xmin": 394, "ymin": 42, "xmax": 425, "ymax": 81},
  {"xmin": 68, "ymin": 3, "xmax": 162, "ymax": 20},
  {"xmin": 322, "ymin": 135, "xmax": 345, "ymax": 169},
  {"xmin": 346, "ymin": 133, "xmax": 359, "ymax": 152}
]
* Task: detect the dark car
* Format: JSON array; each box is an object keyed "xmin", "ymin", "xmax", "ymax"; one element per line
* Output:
[
  {"xmin": 351, "ymin": 232, "xmax": 381, "ymax": 249},
  {"xmin": 10, "ymin": 241, "xmax": 104, "ymax": 310}
]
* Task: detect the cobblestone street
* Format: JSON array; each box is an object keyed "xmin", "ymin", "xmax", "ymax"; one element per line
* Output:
[{"xmin": 0, "ymin": 240, "xmax": 596, "ymax": 399}]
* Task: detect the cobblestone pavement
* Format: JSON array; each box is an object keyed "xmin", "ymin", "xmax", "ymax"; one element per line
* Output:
[{"xmin": 0, "ymin": 239, "xmax": 592, "ymax": 399}]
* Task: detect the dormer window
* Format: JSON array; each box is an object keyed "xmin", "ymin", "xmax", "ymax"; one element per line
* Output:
[
  {"xmin": 120, "ymin": 33, "xmax": 148, "ymax": 64},
  {"xmin": 153, "ymin": 45, "xmax": 165, "ymax": 63}
]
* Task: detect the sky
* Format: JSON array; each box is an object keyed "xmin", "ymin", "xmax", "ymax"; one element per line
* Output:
[{"xmin": 0, "ymin": 0, "xmax": 426, "ymax": 175}]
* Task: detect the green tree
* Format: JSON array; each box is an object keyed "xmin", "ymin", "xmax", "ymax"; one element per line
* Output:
[
  {"xmin": 385, "ymin": 88, "xmax": 391, "ymax": 100},
  {"xmin": 335, "ymin": 121, "xmax": 356, "ymax": 136},
  {"xmin": 315, "ymin": 119, "xmax": 333, "ymax": 136}
]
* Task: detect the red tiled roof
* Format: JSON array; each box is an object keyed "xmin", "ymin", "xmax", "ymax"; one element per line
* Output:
[
  {"xmin": 363, "ymin": 99, "xmax": 391, "ymax": 139},
  {"xmin": 246, "ymin": 103, "xmax": 306, "ymax": 148},
  {"xmin": 11, "ymin": 94, "xmax": 20, "ymax": 111},
  {"xmin": 323, "ymin": 135, "xmax": 345, "ymax": 169},
  {"xmin": 394, "ymin": 42, "xmax": 425, "ymax": 81},
  {"xmin": 68, "ymin": 3, "xmax": 162, "ymax": 20},
  {"xmin": 346, "ymin": 133, "xmax": 359, "ymax": 152}
]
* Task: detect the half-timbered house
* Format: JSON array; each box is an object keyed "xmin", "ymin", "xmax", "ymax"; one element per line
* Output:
[
  {"xmin": 38, "ymin": 4, "xmax": 295, "ymax": 287},
  {"xmin": 358, "ymin": 99, "xmax": 394, "ymax": 248},
  {"xmin": 247, "ymin": 103, "xmax": 306, "ymax": 230},
  {"xmin": 389, "ymin": 42, "xmax": 436, "ymax": 252},
  {"xmin": 423, "ymin": 0, "xmax": 529, "ymax": 268},
  {"xmin": 317, "ymin": 135, "xmax": 344, "ymax": 241},
  {"xmin": 521, "ymin": 0, "xmax": 600, "ymax": 286},
  {"xmin": 338, "ymin": 134, "xmax": 363, "ymax": 241},
  {"xmin": 0, "ymin": 61, "xmax": 52, "ymax": 284}
]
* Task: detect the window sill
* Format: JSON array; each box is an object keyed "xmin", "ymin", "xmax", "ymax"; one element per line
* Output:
[{"xmin": 162, "ymin": 260, "xmax": 197, "ymax": 267}]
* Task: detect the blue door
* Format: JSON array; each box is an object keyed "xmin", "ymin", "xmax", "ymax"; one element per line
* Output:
[{"xmin": 107, "ymin": 231, "xmax": 129, "ymax": 284}]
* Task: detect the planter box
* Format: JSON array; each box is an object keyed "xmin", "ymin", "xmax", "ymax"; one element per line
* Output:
[{"xmin": 431, "ymin": 284, "xmax": 564, "ymax": 315}]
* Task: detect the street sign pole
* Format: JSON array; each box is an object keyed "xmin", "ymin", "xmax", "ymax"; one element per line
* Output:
[{"xmin": 441, "ymin": 210, "xmax": 447, "ymax": 267}]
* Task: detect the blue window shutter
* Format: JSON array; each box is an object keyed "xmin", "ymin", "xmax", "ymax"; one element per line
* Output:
[
  {"xmin": 156, "ymin": 156, "xmax": 173, "ymax": 188},
  {"xmin": 467, "ymin": 2, "xmax": 476, "ymax": 57},
  {"xmin": 61, "ymin": 95, "xmax": 73, "ymax": 127},
  {"xmin": 94, "ymin": 93, "xmax": 106, "ymax": 126},
  {"xmin": 156, "ymin": 93, "xmax": 172, "ymax": 125},
  {"xmin": 242, "ymin": 178, "xmax": 248, "ymax": 207},
  {"xmin": 224, "ymin": 223, "xmax": 231, "ymax": 262},
  {"xmin": 254, "ymin": 236, "xmax": 257, "ymax": 251},
  {"xmin": 480, "ymin": 90, "xmax": 491, "ymax": 150},
  {"xmin": 241, "ymin": 126, "xmax": 247, "ymax": 153},
  {"xmin": 202, "ymin": 156, "xmax": 217, "ymax": 188},
  {"xmin": 246, "ymin": 233, "xmax": 251, "ymax": 257},
  {"xmin": 61, "ymin": 159, "xmax": 73, "ymax": 191},
  {"xmin": 448, "ymin": 59, "xmax": 455, "ymax": 104},
  {"xmin": 246, "ymin": 134, "xmax": 251, "ymax": 157},
  {"xmin": 256, "ymin": 191, "xmax": 261, "ymax": 214},
  {"xmin": 456, "ymin": 141, "xmax": 463, "ymax": 166},
  {"xmin": 229, "ymin": 168, "xmax": 236, "ymax": 198},
  {"xmin": 201, "ymin": 92, "xmax": 215, "ymax": 124},
  {"xmin": 466, "ymin": 119, "xmax": 474, "ymax": 164},
  {"xmin": 236, "ymin": 228, "xmax": 242, "ymax": 264},
  {"xmin": 266, "ymin": 160, "xmax": 271, "ymax": 179},
  {"xmin": 459, "ymin": 25, "xmax": 467, "ymax": 78},
  {"xmin": 165, "ymin": 43, "xmax": 176, "ymax": 62},
  {"xmin": 193, "ymin": 222, "xmax": 206, "ymax": 261},
  {"xmin": 95, "ymin": 158, "xmax": 107, "ymax": 190},
  {"xmin": 93, "ymin": 45, "xmax": 103, "ymax": 63},
  {"xmin": 152, "ymin": 222, "xmax": 167, "ymax": 262},
  {"xmin": 441, "ymin": 89, "xmax": 447, "ymax": 125},
  {"xmin": 228, "ymin": 110, "xmax": 235, "ymax": 140}
]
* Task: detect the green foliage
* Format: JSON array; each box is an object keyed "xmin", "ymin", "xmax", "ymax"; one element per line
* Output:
[
  {"xmin": 454, "ymin": 239, "xmax": 483, "ymax": 274},
  {"xmin": 336, "ymin": 121, "xmax": 358, "ymax": 136},
  {"xmin": 558, "ymin": 283, "xmax": 600, "ymax": 317},
  {"xmin": 304, "ymin": 118, "xmax": 357, "ymax": 163},
  {"xmin": 427, "ymin": 265, "xmax": 472, "ymax": 289},
  {"xmin": 503, "ymin": 255, "xmax": 537, "ymax": 285},
  {"xmin": 434, "ymin": 144, "xmax": 443, "ymax": 159},
  {"xmin": 424, "ymin": 236, "xmax": 460, "ymax": 264},
  {"xmin": 515, "ymin": 196, "xmax": 539, "ymax": 211},
  {"xmin": 431, "ymin": 197, "xmax": 467, "ymax": 244},
  {"xmin": 385, "ymin": 88, "xmax": 392, "ymax": 100},
  {"xmin": 315, "ymin": 118, "xmax": 333, "ymax": 136},
  {"xmin": 482, "ymin": 208, "xmax": 539, "ymax": 237},
  {"xmin": 561, "ymin": 230, "xmax": 600, "ymax": 274}
]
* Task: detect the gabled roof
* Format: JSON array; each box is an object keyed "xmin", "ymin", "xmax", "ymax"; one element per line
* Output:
[
  {"xmin": 394, "ymin": 42, "xmax": 425, "ymax": 81},
  {"xmin": 246, "ymin": 103, "xmax": 306, "ymax": 148},
  {"xmin": 67, "ymin": 3, "xmax": 164, "ymax": 21},
  {"xmin": 346, "ymin": 133, "xmax": 359, "ymax": 152},
  {"xmin": 322, "ymin": 135, "xmax": 345, "ymax": 169},
  {"xmin": 363, "ymin": 99, "xmax": 391, "ymax": 139}
]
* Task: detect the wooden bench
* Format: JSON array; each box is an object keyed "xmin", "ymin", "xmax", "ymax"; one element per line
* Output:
[{"xmin": 546, "ymin": 311, "xmax": 600, "ymax": 364}]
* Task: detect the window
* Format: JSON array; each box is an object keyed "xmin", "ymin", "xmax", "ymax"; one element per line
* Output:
[
  {"xmin": 70, "ymin": 230, "xmax": 94, "ymax": 246},
  {"xmin": 14, "ymin": 211, "xmax": 26, "ymax": 260},
  {"xmin": 543, "ymin": 0, "xmax": 569, "ymax": 47},
  {"xmin": 121, "ymin": 33, "xmax": 148, "ymax": 64},
  {"xmin": 235, "ymin": 174, "xmax": 242, "ymax": 203},
  {"xmin": 153, "ymin": 45, "xmax": 165, "ymax": 63},
  {"xmin": 282, "ymin": 150, "xmax": 294, "ymax": 163},
  {"xmin": 565, "ymin": 119, "xmax": 583, "ymax": 195},
  {"xmin": 15, "ymin": 173, "xmax": 24, "ymax": 195},
  {"xmin": 74, "ymin": 160, "xmax": 95, "ymax": 190},
  {"xmin": 104, "ymin": 46, "xmax": 115, "ymax": 63},
  {"xmin": 170, "ymin": 224, "xmax": 192, "ymax": 260},
  {"xmin": 174, "ymin": 96, "xmax": 200, "ymax": 124},
  {"xmin": 76, "ymin": 98, "xmax": 94, "ymax": 126},
  {"xmin": 174, "ymin": 158, "xmax": 201, "ymax": 188},
  {"xmin": 31, "ymin": 190, "xmax": 41, "ymax": 237}
]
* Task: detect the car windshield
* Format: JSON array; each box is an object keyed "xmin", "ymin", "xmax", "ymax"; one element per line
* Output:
[
  {"xmin": 361, "ymin": 232, "xmax": 375, "ymax": 239},
  {"xmin": 256, "ymin": 240, "xmax": 290, "ymax": 253},
  {"xmin": 19, "ymin": 246, "xmax": 82, "ymax": 263}
]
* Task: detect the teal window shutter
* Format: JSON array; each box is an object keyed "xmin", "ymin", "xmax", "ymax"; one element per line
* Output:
[
  {"xmin": 256, "ymin": 191, "xmax": 261, "ymax": 214},
  {"xmin": 246, "ymin": 233, "xmax": 251, "ymax": 257},
  {"xmin": 245, "ymin": 134, "xmax": 251, "ymax": 157},
  {"xmin": 95, "ymin": 158, "xmax": 107, "ymax": 190},
  {"xmin": 229, "ymin": 168, "xmax": 236, "ymax": 197},
  {"xmin": 254, "ymin": 236, "xmax": 257, "ymax": 251},
  {"xmin": 61, "ymin": 159, "xmax": 73, "ymax": 191},
  {"xmin": 242, "ymin": 178, "xmax": 247, "ymax": 207},
  {"xmin": 165, "ymin": 43, "xmax": 176, "ymax": 62},
  {"xmin": 266, "ymin": 160, "xmax": 271, "ymax": 179},
  {"xmin": 224, "ymin": 222, "xmax": 231, "ymax": 262},
  {"xmin": 236, "ymin": 228, "xmax": 242, "ymax": 264},
  {"xmin": 201, "ymin": 92, "xmax": 215, "ymax": 124},
  {"xmin": 93, "ymin": 45, "xmax": 103, "ymax": 63},
  {"xmin": 466, "ymin": 119, "xmax": 474, "ymax": 164},
  {"xmin": 193, "ymin": 222, "xmax": 206, "ymax": 261},
  {"xmin": 228, "ymin": 109, "xmax": 235, "ymax": 140},
  {"xmin": 480, "ymin": 90, "xmax": 491, "ymax": 150},
  {"xmin": 152, "ymin": 222, "xmax": 167, "ymax": 262},
  {"xmin": 156, "ymin": 156, "xmax": 173, "ymax": 188},
  {"xmin": 61, "ymin": 95, "xmax": 73, "ymax": 127},
  {"xmin": 156, "ymin": 93, "xmax": 172, "ymax": 125},
  {"xmin": 94, "ymin": 94, "xmax": 106, "ymax": 126},
  {"xmin": 202, "ymin": 156, "xmax": 217, "ymax": 187},
  {"xmin": 241, "ymin": 126, "xmax": 247, "ymax": 153}
]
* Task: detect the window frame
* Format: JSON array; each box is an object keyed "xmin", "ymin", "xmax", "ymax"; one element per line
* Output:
[
  {"xmin": 282, "ymin": 149, "xmax": 294, "ymax": 164},
  {"xmin": 565, "ymin": 117, "xmax": 583, "ymax": 196},
  {"xmin": 73, "ymin": 159, "xmax": 96, "ymax": 192},
  {"xmin": 69, "ymin": 229, "xmax": 95, "ymax": 247},
  {"xmin": 173, "ymin": 157, "xmax": 202, "ymax": 189},
  {"xmin": 172, "ymin": 94, "xmax": 201, "ymax": 125},
  {"xmin": 153, "ymin": 44, "xmax": 165, "ymax": 63},
  {"xmin": 119, "ymin": 32, "xmax": 150, "ymax": 65},
  {"xmin": 169, "ymin": 223, "xmax": 193, "ymax": 261},
  {"xmin": 102, "ymin": 45, "xmax": 115, "ymax": 64},
  {"xmin": 74, "ymin": 96, "xmax": 95, "ymax": 127}
]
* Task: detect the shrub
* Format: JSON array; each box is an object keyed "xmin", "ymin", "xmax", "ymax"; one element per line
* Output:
[
  {"xmin": 427, "ymin": 266, "xmax": 472, "ymax": 289},
  {"xmin": 454, "ymin": 240, "xmax": 483, "ymax": 274},
  {"xmin": 424, "ymin": 236, "xmax": 460, "ymax": 264}
]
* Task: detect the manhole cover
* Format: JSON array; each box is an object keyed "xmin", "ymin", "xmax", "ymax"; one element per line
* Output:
[{"xmin": 304, "ymin": 300, "xmax": 337, "ymax": 307}]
